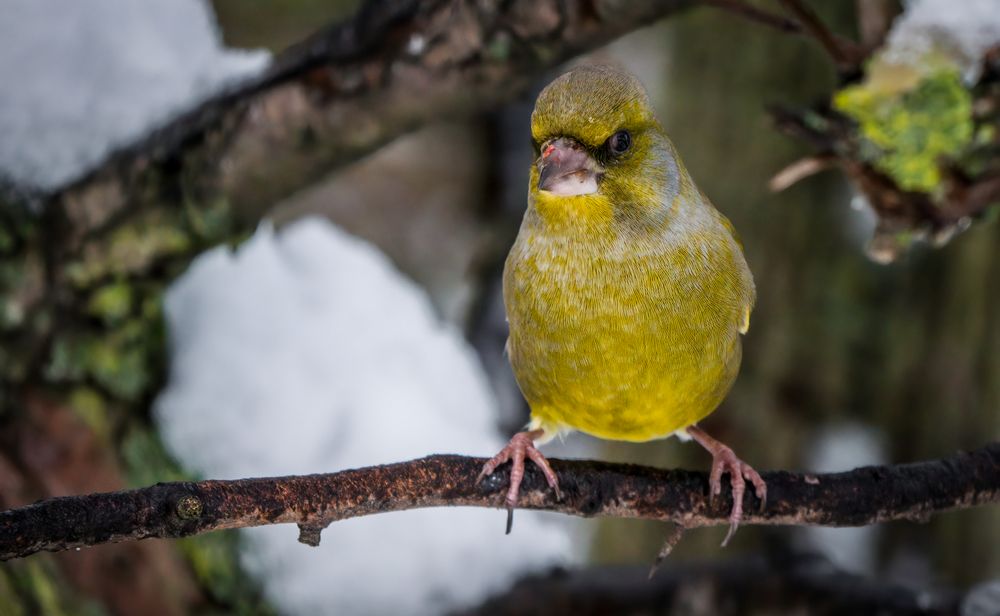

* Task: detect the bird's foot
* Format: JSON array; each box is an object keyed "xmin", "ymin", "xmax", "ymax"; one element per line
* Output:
[
  {"xmin": 687, "ymin": 425, "xmax": 767, "ymax": 547},
  {"xmin": 709, "ymin": 446, "xmax": 767, "ymax": 546},
  {"xmin": 477, "ymin": 429, "xmax": 561, "ymax": 534}
]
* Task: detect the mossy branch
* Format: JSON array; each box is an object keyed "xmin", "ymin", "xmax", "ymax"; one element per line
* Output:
[
  {"xmin": 5, "ymin": 0, "xmax": 704, "ymax": 409},
  {"xmin": 2, "ymin": 443, "xmax": 998, "ymax": 561},
  {"xmin": 41, "ymin": 0, "xmax": 700, "ymax": 250}
]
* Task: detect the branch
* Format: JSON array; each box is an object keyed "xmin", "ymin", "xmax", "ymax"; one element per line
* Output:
[
  {"xmin": 43, "ymin": 0, "xmax": 698, "ymax": 254},
  {"xmin": 768, "ymin": 102, "xmax": 1000, "ymax": 261},
  {"xmin": 466, "ymin": 554, "xmax": 962, "ymax": 615},
  {"xmin": 855, "ymin": 0, "xmax": 898, "ymax": 53},
  {"xmin": 776, "ymin": 0, "xmax": 866, "ymax": 75},
  {"xmin": 702, "ymin": 0, "xmax": 802, "ymax": 34},
  {"xmin": 2, "ymin": 443, "xmax": 998, "ymax": 561}
]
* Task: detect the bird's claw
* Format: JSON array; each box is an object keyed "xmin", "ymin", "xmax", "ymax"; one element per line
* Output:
[
  {"xmin": 708, "ymin": 445, "xmax": 767, "ymax": 547},
  {"xmin": 478, "ymin": 431, "xmax": 560, "ymax": 534}
]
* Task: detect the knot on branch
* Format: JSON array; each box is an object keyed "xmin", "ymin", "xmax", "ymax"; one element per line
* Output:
[{"xmin": 174, "ymin": 495, "xmax": 204, "ymax": 520}]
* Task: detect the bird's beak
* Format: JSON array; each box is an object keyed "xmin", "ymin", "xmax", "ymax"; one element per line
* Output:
[{"xmin": 537, "ymin": 138, "xmax": 602, "ymax": 196}]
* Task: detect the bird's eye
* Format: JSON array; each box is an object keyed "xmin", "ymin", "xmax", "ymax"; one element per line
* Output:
[{"xmin": 608, "ymin": 130, "xmax": 631, "ymax": 156}]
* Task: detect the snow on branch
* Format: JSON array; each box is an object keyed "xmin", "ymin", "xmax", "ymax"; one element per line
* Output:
[
  {"xmin": 2, "ymin": 443, "xmax": 998, "ymax": 561},
  {"xmin": 41, "ymin": 0, "xmax": 696, "ymax": 242}
]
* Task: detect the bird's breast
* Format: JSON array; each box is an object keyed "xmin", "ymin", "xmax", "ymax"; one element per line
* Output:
[{"xmin": 503, "ymin": 226, "xmax": 746, "ymax": 441}]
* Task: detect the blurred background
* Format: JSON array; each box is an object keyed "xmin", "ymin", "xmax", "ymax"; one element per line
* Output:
[{"xmin": 0, "ymin": 0, "xmax": 998, "ymax": 614}]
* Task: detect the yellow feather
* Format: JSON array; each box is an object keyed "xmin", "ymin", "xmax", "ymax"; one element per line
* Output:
[{"xmin": 505, "ymin": 65, "xmax": 754, "ymax": 442}]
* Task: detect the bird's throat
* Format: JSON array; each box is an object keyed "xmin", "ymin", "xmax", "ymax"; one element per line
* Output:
[{"xmin": 531, "ymin": 190, "xmax": 616, "ymax": 233}]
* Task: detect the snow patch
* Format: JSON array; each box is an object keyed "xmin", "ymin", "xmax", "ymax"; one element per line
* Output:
[
  {"xmin": 800, "ymin": 423, "xmax": 886, "ymax": 574},
  {"xmin": 155, "ymin": 218, "xmax": 573, "ymax": 615},
  {"xmin": 885, "ymin": 0, "xmax": 1000, "ymax": 79},
  {"xmin": 0, "ymin": 0, "xmax": 269, "ymax": 191}
]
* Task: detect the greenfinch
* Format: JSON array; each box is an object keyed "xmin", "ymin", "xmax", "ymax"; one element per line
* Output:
[{"xmin": 479, "ymin": 65, "xmax": 766, "ymax": 545}]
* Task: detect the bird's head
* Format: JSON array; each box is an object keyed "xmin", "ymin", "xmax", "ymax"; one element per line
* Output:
[{"xmin": 528, "ymin": 65, "xmax": 680, "ymax": 229}]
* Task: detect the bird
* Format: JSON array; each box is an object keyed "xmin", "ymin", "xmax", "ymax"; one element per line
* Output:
[{"xmin": 478, "ymin": 64, "xmax": 766, "ymax": 546}]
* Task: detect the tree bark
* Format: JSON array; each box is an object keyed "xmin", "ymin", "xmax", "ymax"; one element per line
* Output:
[
  {"xmin": 2, "ymin": 443, "xmax": 998, "ymax": 561},
  {"xmin": 39, "ymin": 0, "xmax": 697, "ymax": 246}
]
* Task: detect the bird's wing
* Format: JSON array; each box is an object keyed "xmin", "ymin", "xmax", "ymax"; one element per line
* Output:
[
  {"xmin": 717, "ymin": 209, "xmax": 745, "ymax": 251},
  {"xmin": 711, "ymin": 206, "xmax": 755, "ymax": 335}
]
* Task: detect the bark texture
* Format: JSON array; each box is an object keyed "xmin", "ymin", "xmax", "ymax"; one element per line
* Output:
[
  {"xmin": 41, "ymin": 0, "xmax": 697, "ymax": 231},
  {"xmin": 2, "ymin": 443, "xmax": 998, "ymax": 561}
]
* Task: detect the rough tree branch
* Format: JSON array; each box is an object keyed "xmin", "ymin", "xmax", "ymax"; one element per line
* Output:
[
  {"xmin": 1, "ymin": 443, "xmax": 997, "ymax": 561},
  {"xmin": 42, "ymin": 0, "xmax": 700, "ymax": 254}
]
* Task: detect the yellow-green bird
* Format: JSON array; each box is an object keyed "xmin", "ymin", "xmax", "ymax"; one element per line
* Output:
[{"xmin": 479, "ymin": 65, "xmax": 766, "ymax": 545}]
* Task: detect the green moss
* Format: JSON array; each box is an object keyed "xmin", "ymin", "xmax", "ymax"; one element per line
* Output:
[
  {"xmin": 45, "ymin": 298, "xmax": 164, "ymax": 402},
  {"xmin": 985, "ymin": 204, "xmax": 1000, "ymax": 222},
  {"xmin": 107, "ymin": 224, "xmax": 191, "ymax": 267},
  {"xmin": 64, "ymin": 218, "xmax": 192, "ymax": 287},
  {"xmin": 0, "ymin": 255, "xmax": 43, "ymax": 332},
  {"xmin": 87, "ymin": 281, "xmax": 133, "ymax": 325},
  {"xmin": 179, "ymin": 534, "xmax": 276, "ymax": 616},
  {"xmin": 977, "ymin": 124, "xmax": 996, "ymax": 143},
  {"xmin": 69, "ymin": 387, "xmax": 110, "ymax": 443},
  {"xmin": 835, "ymin": 68, "xmax": 974, "ymax": 192},
  {"xmin": 1, "ymin": 290, "xmax": 25, "ymax": 330},
  {"xmin": 0, "ymin": 558, "xmax": 108, "ymax": 616},
  {"xmin": 119, "ymin": 426, "xmax": 191, "ymax": 487},
  {"xmin": 0, "ymin": 568, "xmax": 26, "ymax": 616},
  {"xmin": 118, "ymin": 426, "xmax": 275, "ymax": 614},
  {"xmin": 186, "ymin": 198, "xmax": 237, "ymax": 243},
  {"xmin": 44, "ymin": 337, "xmax": 89, "ymax": 382},
  {"xmin": 23, "ymin": 560, "xmax": 64, "ymax": 616},
  {"xmin": 2, "ymin": 150, "xmax": 265, "ymax": 615},
  {"xmin": 486, "ymin": 35, "xmax": 511, "ymax": 62},
  {"xmin": 0, "ymin": 226, "xmax": 14, "ymax": 254},
  {"xmin": 0, "ymin": 203, "xmax": 34, "ymax": 257},
  {"xmin": 85, "ymin": 330, "xmax": 152, "ymax": 401}
]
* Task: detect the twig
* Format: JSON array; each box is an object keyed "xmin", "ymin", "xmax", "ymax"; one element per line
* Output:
[
  {"xmin": 855, "ymin": 0, "xmax": 898, "ymax": 53},
  {"xmin": 649, "ymin": 523, "xmax": 687, "ymax": 579},
  {"xmin": 1, "ymin": 443, "xmax": 998, "ymax": 561},
  {"xmin": 703, "ymin": 0, "xmax": 802, "ymax": 33},
  {"xmin": 767, "ymin": 103, "xmax": 1000, "ymax": 258},
  {"xmin": 769, "ymin": 154, "xmax": 835, "ymax": 192},
  {"xmin": 776, "ymin": 0, "xmax": 865, "ymax": 73}
]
